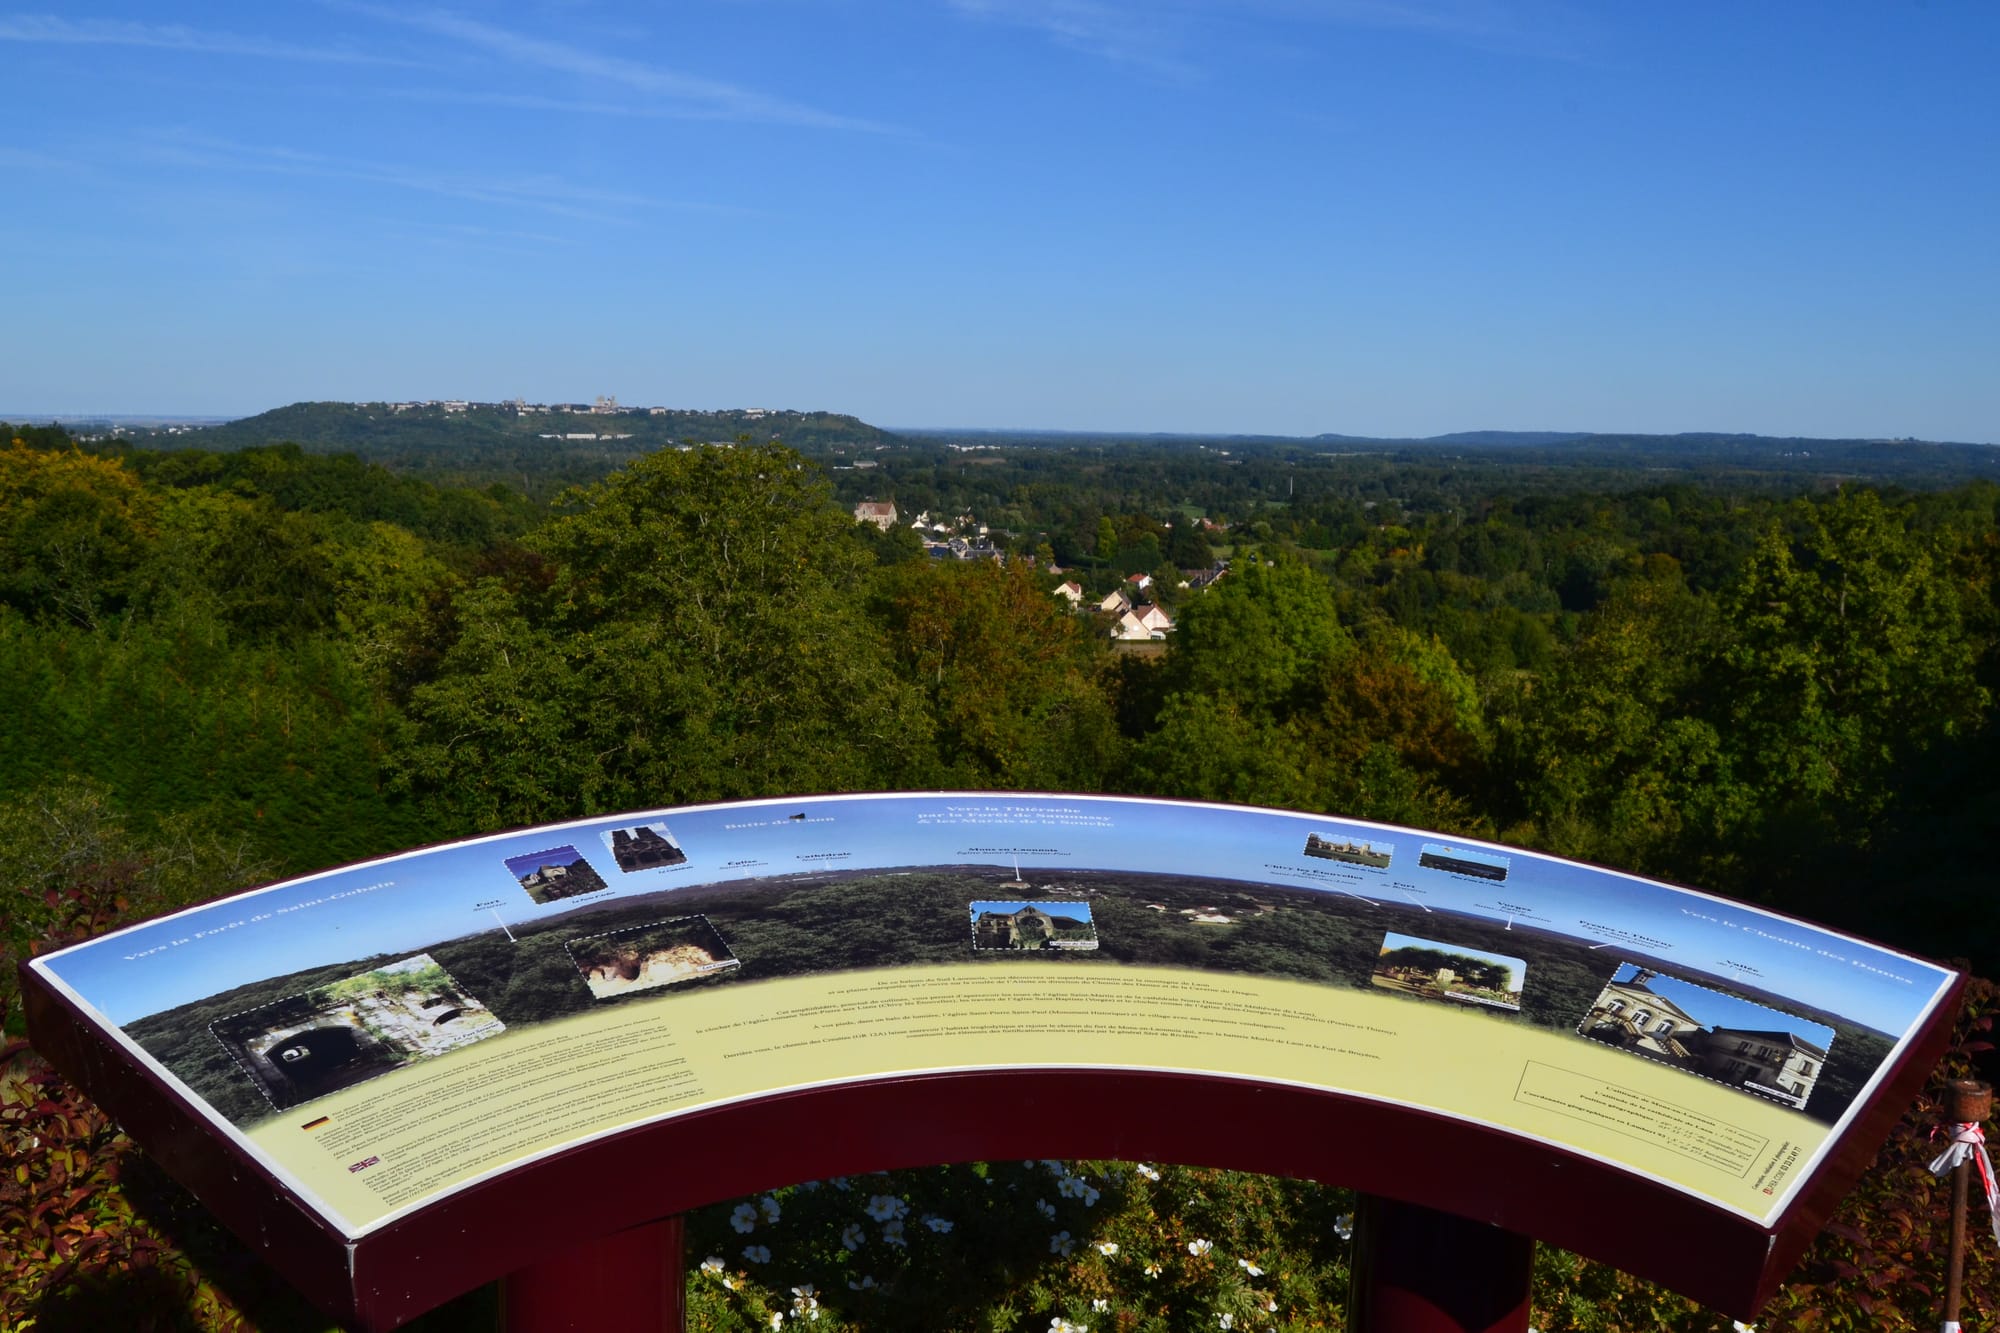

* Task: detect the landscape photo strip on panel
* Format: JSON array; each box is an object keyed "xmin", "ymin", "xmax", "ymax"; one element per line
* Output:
[{"xmin": 29, "ymin": 793, "xmax": 1956, "ymax": 1239}]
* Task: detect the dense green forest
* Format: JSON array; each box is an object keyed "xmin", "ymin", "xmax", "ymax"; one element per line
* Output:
[
  {"xmin": 3, "ymin": 417, "xmax": 1997, "ymax": 1330},
  {"xmin": 6, "ymin": 417, "xmax": 1995, "ymax": 977}
]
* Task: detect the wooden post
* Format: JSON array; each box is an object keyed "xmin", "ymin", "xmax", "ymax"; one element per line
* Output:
[
  {"xmin": 500, "ymin": 1215, "xmax": 684, "ymax": 1333},
  {"xmin": 1347, "ymin": 1193, "xmax": 1534, "ymax": 1333},
  {"xmin": 1942, "ymin": 1079, "xmax": 1993, "ymax": 1333}
]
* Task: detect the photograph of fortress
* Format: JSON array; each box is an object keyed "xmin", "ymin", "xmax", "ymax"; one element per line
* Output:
[
  {"xmin": 1303, "ymin": 834, "xmax": 1392, "ymax": 869},
  {"xmin": 1581, "ymin": 964, "xmax": 1833, "ymax": 1110},
  {"xmin": 567, "ymin": 916, "xmax": 739, "ymax": 999},
  {"xmin": 970, "ymin": 900, "xmax": 1099, "ymax": 951},
  {"xmin": 505, "ymin": 844, "xmax": 610, "ymax": 904},
  {"xmin": 208, "ymin": 955, "xmax": 503, "ymax": 1111},
  {"xmin": 603, "ymin": 822, "xmax": 688, "ymax": 874}
]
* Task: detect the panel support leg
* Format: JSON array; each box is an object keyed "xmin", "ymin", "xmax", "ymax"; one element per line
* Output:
[
  {"xmin": 1347, "ymin": 1193, "xmax": 1533, "ymax": 1333},
  {"xmin": 500, "ymin": 1214, "xmax": 684, "ymax": 1333}
]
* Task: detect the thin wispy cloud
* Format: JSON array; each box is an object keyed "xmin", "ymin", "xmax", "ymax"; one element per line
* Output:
[
  {"xmin": 946, "ymin": 0, "xmax": 1592, "ymax": 69},
  {"xmin": 0, "ymin": 14, "xmax": 407, "ymax": 67},
  {"xmin": 947, "ymin": 0, "xmax": 1201, "ymax": 78},
  {"xmin": 336, "ymin": 3, "xmax": 902, "ymax": 134},
  {"xmin": 1257, "ymin": 0, "xmax": 1597, "ymax": 59},
  {"xmin": 376, "ymin": 86, "xmax": 793, "ymax": 124},
  {"xmin": 0, "ymin": 145, "xmax": 82, "ymax": 173},
  {"xmin": 137, "ymin": 133, "xmax": 740, "ymax": 225}
]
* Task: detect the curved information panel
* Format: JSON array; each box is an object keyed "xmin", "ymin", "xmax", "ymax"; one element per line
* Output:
[{"xmin": 24, "ymin": 794, "xmax": 1962, "ymax": 1324}]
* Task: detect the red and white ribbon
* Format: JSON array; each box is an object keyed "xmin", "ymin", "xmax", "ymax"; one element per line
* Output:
[{"xmin": 1928, "ymin": 1120, "xmax": 2000, "ymax": 1250}]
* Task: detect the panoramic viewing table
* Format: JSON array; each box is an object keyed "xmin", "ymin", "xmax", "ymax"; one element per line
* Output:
[{"xmin": 23, "ymin": 793, "xmax": 1964, "ymax": 1331}]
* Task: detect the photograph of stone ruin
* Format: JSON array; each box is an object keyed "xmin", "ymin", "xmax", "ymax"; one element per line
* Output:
[
  {"xmin": 603, "ymin": 822, "xmax": 688, "ymax": 873},
  {"xmin": 504, "ymin": 844, "xmax": 611, "ymax": 904},
  {"xmin": 566, "ymin": 916, "xmax": 740, "ymax": 999},
  {"xmin": 970, "ymin": 900, "xmax": 1099, "ymax": 951},
  {"xmin": 208, "ymin": 955, "xmax": 504, "ymax": 1111}
]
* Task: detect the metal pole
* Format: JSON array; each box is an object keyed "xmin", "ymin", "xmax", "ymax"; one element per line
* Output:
[
  {"xmin": 1347, "ymin": 1193, "xmax": 1534, "ymax": 1333},
  {"xmin": 1942, "ymin": 1080, "xmax": 1993, "ymax": 1333},
  {"xmin": 500, "ymin": 1215, "xmax": 684, "ymax": 1333}
]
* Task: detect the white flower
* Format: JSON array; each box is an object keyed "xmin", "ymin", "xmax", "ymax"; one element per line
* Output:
[
  {"xmin": 1135, "ymin": 1164, "xmax": 1161, "ymax": 1182},
  {"xmin": 1095, "ymin": 1241, "xmax": 1119, "ymax": 1256},
  {"xmin": 1143, "ymin": 1263, "xmax": 1162, "ymax": 1278},
  {"xmin": 791, "ymin": 1285, "xmax": 819, "ymax": 1317},
  {"xmin": 1218, "ymin": 1316, "xmax": 1234, "ymax": 1330},
  {"xmin": 760, "ymin": 1195, "xmax": 782, "ymax": 1223},
  {"xmin": 1733, "ymin": 1325, "xmax": 1757, "ymax": 1333},
  {"xmin": 769, "ymin": 1314, "xmax": 784, "ymax": 1329},
  {"xmin": 847, "ymin": 1275, "xmax": 877, "ymax": 1291},
  {"xmin": 1092, "ymin": 1298, "xmax": 1109, "ymax": 1311},
  {"xmin": 721, "ymin": 1275, "xmax": 737, "ymax": 1290},
  {"xmin": 841, "ymin": 1222, "xmax": 866, "ymax": 1251},
  {"xmin": 1048, "ymin": 1320, "xmax": 1088, "ymax": 1333},
  {"xmin": 1058, "ymin": 1175, "xmax": 1087, "ymax": 1198},
  {"xmin": 1082, "ymin": 1185, "xmax": 1101, "ymax": 1207},
  {"xmin": 1051, "ymin": 1230, "xmax": 1076, "ymax": 1256},
  {"xmin": 1333, "ymin": 1213, "xmax": 1354, "ymax": 1241},
  {"xmin": 742, "ymin": 1244, "xmax": 771, "ymax": 1264},
  {"xmin": 1238, "ymin": 1258, "xmax": 1264, "ymax": 1276},
  {"xmin": 700, "ymin": 1256, "xmax": 725, "ymax": 1275},
  {"xmin": 1263, "ymin": 1298, "xmax": 1277, "ymax": 1312},
  {"xmin": 1036, "ymin": 1199, "xmax": 1058, "ymax": 1220},
  {"xmin": 924, "ymin": 1214, "xmax": 954, "ymax": 1233},
  {"xmin": 831, "ymin": 1177, "xmax": 851, "ymax": 1191},
  {"xmin": 881, "ymin": 1218, "xmax": 908, "ymax": 1248},
  {"xmin": 1188, "ymin": 1239, "xmax": 1213, "ymax": 1256},
  {"xmin": 731, "ymin": 1203, "xmax": 759, "ymax": 1234},
  {"xmin": 865, "ymin": 1193, "xmax": 908, "ymax": 1221}
]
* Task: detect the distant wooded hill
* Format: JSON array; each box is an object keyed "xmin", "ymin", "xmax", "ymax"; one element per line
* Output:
[
  {"xmin": 905, "ymin": 427, "xmax": 2000, "ymax": 483},
  {"xmin": 122, "ymin": 401, "xmax": 903, "ymax": 492},
  {"xmin": 105, "ymin": 403, "xmax": 1999, "ymax": 492}
]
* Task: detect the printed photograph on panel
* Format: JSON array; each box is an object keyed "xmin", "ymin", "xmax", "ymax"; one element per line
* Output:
[
  {"xmin": 209, "ymin": 955, "xmax": 503, "ymax": 1111},
  {"xmin": 1417, "ymin": 842, "xmax": 1510, "ymax": 881},
  {"xmin": 1371, "ymin": 932, "xmax": 1526, "ymax": 1012},
  {"xmin": 504, "ymin": 844, "xmax": 610, "ymax": 904},
  {"xmin": 1579, "ymin": 963, "xmax": 1836, "ymax": 1110},
  {"xmin": 1302, "ymin": 833, "xmax": 1392, "ymax": 868},
  {"xmin": 970, "ymin": 900, "xmax": 1099, "ymax": 951},
  {"xmin": 566, "ymin": 916, "xmax": 741, "ymax": 999},
  {"xmin": 600, "ymin": 821, "xmax": 688, "ymax": 874}
]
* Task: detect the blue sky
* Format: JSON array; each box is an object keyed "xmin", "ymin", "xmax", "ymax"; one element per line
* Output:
[{"xmin": 1, "ymin": 2, "xmax": 1994, "ymax": 440}]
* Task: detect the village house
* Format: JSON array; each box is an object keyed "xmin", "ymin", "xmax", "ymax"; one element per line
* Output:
[
  {"xmin": 1052, "ymin": 580, "xmax": 1085, "ymax": 606},
  {"xmin": 853, "ymin": 500, "xmax": 898, "ymax": 530},
  {"xmin": 1110, "ymin": 604, "xmax": 1174, "ymax": 641}
]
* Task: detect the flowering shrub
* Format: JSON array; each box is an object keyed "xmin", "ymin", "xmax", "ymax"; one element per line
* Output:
[{"xmin": 684, "ymin": 1160, "xmax": 1354, "ymax": 1332}]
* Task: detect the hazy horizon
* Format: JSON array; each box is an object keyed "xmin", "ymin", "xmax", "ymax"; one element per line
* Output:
[{"xmin": 4, "ymin": 401, "xmax": 1990, "ymax": 448}]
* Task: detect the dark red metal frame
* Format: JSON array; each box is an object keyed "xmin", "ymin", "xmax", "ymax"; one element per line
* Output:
[{"xmin": 21, "ymin": 961, "xmax": 1966, "ymax": 1332}]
